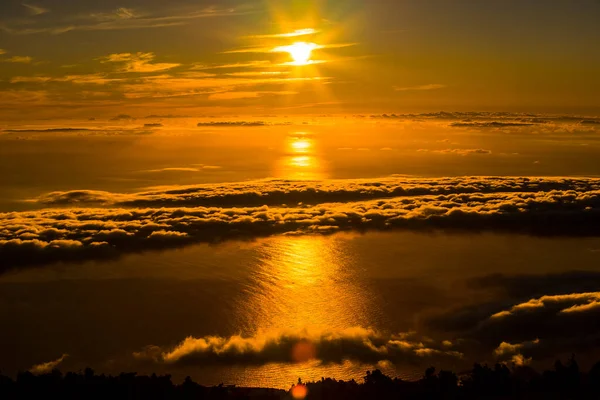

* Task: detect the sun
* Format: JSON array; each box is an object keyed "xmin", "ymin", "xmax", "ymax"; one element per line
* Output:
[
  {"xmin": 274, "ymin": 42, "xmax": 319, "ymax": 66},
  {"xmin": 288, "ymin": 42, "xmax": 316, "ymax": 65}
]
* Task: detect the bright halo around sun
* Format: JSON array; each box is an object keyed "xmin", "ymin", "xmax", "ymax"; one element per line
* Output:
[
  {"xmin": 274, "ymin": 42, "xmax": 319, "ymax": 66},
  {"xmin": 288, "ymin": 42, "xmax": 316, "ymax": 65}
]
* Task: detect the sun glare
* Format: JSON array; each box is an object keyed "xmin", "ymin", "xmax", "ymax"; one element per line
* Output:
[
  {"xmin": 289, "ymin": 42, "xmax": 315, "ymax": 65},
  {"xmin": 274, "ymin": 42, "xmax": 319, "ymax": 66},
  {"xmin": 291, "ymin": 138, "xmax": 312, "ymax": 152}
]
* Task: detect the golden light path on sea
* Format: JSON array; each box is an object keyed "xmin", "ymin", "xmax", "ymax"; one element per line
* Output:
[
  {"xmin": 230, "ymin": 234, "xmax": 383, "ymax": 388},
  {"xmin": 276, "ymin": 132, "xmax": 326, "ymax": 180},
  {"xmin": 238, "ymin": 236, "xmax": 371, "ymax": 331}
]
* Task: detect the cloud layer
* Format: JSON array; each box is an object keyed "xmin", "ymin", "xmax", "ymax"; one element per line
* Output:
[
  {"xmin": 134, "ymin": 327, "xmax": 461, "ymax": 367},
  {"xmin": 425, "ymin": 269, "xmax": 600, "ymax": 366},
  {"xmin": 1, "ymin": 176, "xmax": 600, "ymax": 269},
  {"xmin": 34, "ymin": 176, "xmax": 600, "ymax": 208}
]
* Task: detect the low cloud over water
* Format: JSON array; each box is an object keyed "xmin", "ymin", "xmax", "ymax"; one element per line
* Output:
[{"xmin": 3, "ymin": 176, "xmax": 600, "ymax": 269}]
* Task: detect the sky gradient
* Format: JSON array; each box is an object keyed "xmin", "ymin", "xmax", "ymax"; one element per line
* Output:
[{"xmin": 1, "ymin": 0, "xmax": 599, "ymax": 120}]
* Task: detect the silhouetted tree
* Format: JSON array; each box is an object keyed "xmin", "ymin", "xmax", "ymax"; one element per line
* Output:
[{"xmin": 3, "ymin": 356, "xmax": 600, "ymax": 399}]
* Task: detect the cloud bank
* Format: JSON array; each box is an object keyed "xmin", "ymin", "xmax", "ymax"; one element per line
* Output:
[
  {"xmin": 35, "ymin": 176, "xmax": 600, "ymax": 208},
  {"xmin": 424, "ymin": 269, "xmax": 600, "ymax": 367},
  {"xmin": 22, "ymin": 3, "xmax": 49, "ymax": 16},
  {"xmin": 132, "ymin": 278, "xmax": 600, "ymax": 369},
  {"xmin": 22, "ymin": 272, "xmax": 600, "ymax": 370},
  {"xmin": 368, "ymin": 112, "xmax": 600, "ymax": 129},
  {"xmin": 134, "ymin": 327, "xmax": 461, "ymax": 367},
  {"xmin": 0, "ymin": 176, "xmax": 598, "ymax": 269},
  {"xmin": 491, "ymin": 292, "xmax": 600, "ymax": 319},
  {"xmin": 450, "ymin": 122, "xmax": 534, "ymax": 128}
]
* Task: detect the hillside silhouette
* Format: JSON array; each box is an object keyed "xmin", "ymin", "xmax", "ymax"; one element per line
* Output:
[{"xmin": 3, "ymin": 356, "xmax": 600, "ymax": 399}]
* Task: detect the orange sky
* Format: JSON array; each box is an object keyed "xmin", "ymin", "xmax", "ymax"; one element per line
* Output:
[{"xmin": 1, "ymin": 0, "xmax": 599, "ymax": 119}]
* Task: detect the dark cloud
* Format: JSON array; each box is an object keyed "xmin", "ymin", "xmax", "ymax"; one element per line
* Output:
[
  {"xmin": 143, "ymin": 123, "xmax": 163, "ymax": 128},
  {"xmin": 196, "ymin": 121, "xmax": 292, "ymax": 127},
  {"xmin": 145, "ymin": 114, "xmax": 189, "ymax": 119},
  {"xmin": 3, "ymin": 128, "xmax": 92, "ymax": 133},
  {"xmin": 469, "ymin": 270, "xmax": 600, "ymax": 299},
  {"xmin": 141, "ymin": 167, "xmax": 203, "ymax": 173},
  {"xmin": 370, "ymin": 111, "xmax": 542, "ymax": 120},
  {"xmin": 367, "ymin": 112, "xmax": 600, "ymax": 131},
  {"xmin": 417, "ymin": 148, "xmax": 492, "ymax": 155},
  {"xmin": 1, "ymin": 127, "xmax": 152, "ymax": 137},
  {"xmin": 133, "ymin": 328, "xmax": 461, "ymax": 367},
  {"xmin": 493, "ymin": 339, "xmax": 539, "ymax": 365},
  {"xmin": 426, "ymin": 271, "xmax": 600, "ymax": 365},
  {"xmin": 110, "ymin": 114, "xmax": 136, "ymax": 121},
  {"xmin": 450, "ymin": 122, "xmax": 534, "ymax": 128},
  {"xmin": 480, "ymin": 292, "xmax": 600, "ymax": 362},
  {"xmin": 197, "ymin": 121, "xmax": 268, "ymax": 127}
]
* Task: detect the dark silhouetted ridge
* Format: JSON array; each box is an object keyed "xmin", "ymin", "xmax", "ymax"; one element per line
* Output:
[{"xmin": 3, "ymin": 357, "xmax": 600, "ymax": 399}]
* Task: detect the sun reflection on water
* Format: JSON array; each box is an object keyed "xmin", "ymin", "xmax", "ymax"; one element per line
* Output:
[
  {"xmin": 276, "ymin": 132, "xmax": 326, "ymax": 180},
  {"xmin": 291, "ymin": 138, "xmax": 312, "ymax": 153},
  {"xmin": 235, "ymin": 236, "xmax": 371, "ymax": 333},
  {"xmin": 230, "ymin": 235, "xmax": 378, "ymax": 387}
]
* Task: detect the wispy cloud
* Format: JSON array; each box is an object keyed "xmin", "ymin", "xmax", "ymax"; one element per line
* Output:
[
  {"xmin": 4, "ymin": 56, "xmax": 33, "ymax": 63},
  {"xmin": 89, "ymin": 7, "xmax": 137, "ymax": 21},
  {"xmin": 395, "ymin": 84, "xmax": 447, "ymax": 91},
  {"xmin": 22, "ymin": 3, "xmax": 49, "ymax": 16},
  {"xmin": 3, "ymin": 47, "xmax": 327, "ymax": 104},
  {"xmin": 143, "ymin": 167, "xmax": 202, "ymax": 173},
  {"xmin": 224, "ymin": 42, "xmax": 357, "ymax": 54},
  {"xmin": 119, "ymin": 75, "xmax": 326, "ymax": 100},
  {"xmin": 0, "ymin": 89, "xmax": 49, "ymax": 107},
  {"xmin": 1, "ymin": 6, "xmax": 247, "ymax": 35},
  {"xmin": 140, "ymin": 166, "xmax": 221, "ymax": 173},
  {"xmin": 11, "ymin": 73, "xmax": 120, "ymax": 85},
  {"xmin": 99, "ymin": 52, "xmax": 180, "ymax": 73},
  {"xmin": 29, "ymin": 354, "xmax": 68, "ymax": 375},
  {"xmin": 10, "ymin": 76, "xmax": 53, "ymax": 83},
  {"xmin": 302, "ymin": 43, "xmax": 357, "ymax": 50},
  {"xmin": 246, "ymin": 28, "xmax": 319, "ymax": 39},
  {"xmin": 417, "ymin": 148, "xmax": 492, "ymax": 156},
  {"xmin": 225, "ymin": 71, "xmax": 289, "ymax": 77},
  {"xmin": 0, "ymin": 49, "xmax": 6, "ymax": 55},
  {"xmin": 190, "ymin": 61, "xmax": 272, "ymax": 71},
  {"xmin": 208, "ymin": 91, "xmax": 296, "ymax": 100}
]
